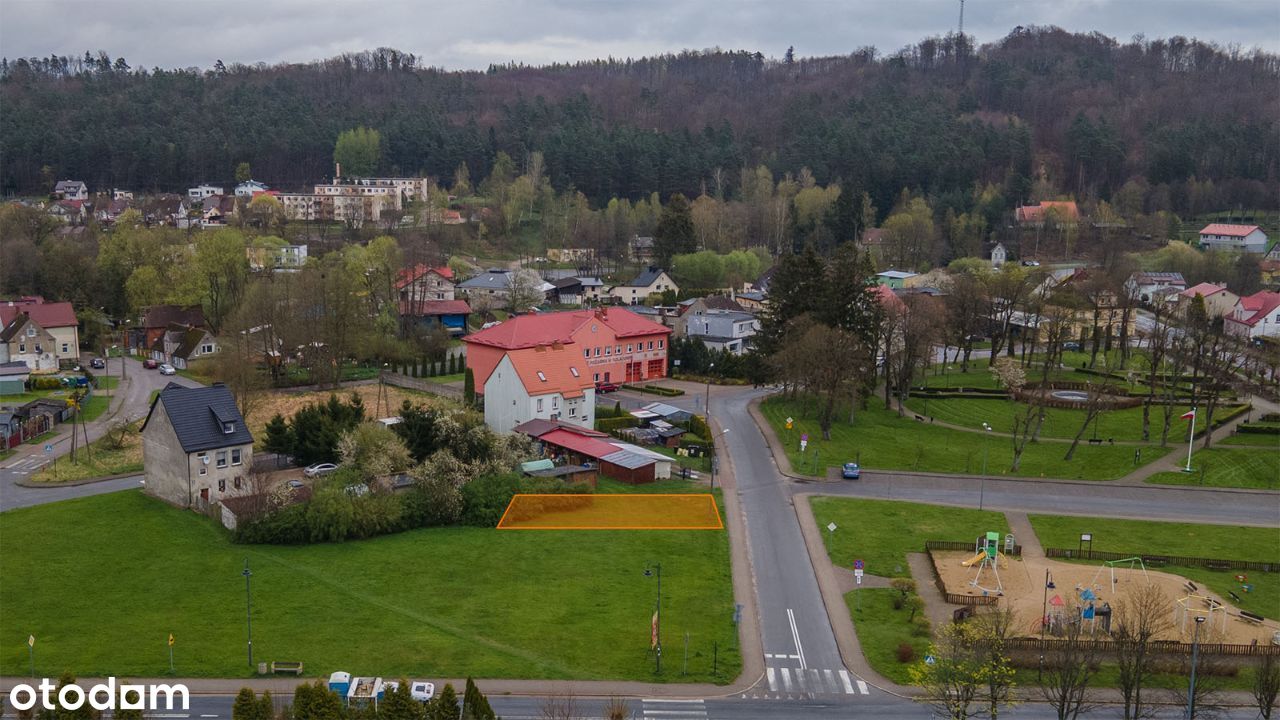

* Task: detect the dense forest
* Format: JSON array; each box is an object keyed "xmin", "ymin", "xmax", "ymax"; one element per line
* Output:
[{"xmin": 3, "ymin": 27, "xmax": 1277, "ymax": 217}]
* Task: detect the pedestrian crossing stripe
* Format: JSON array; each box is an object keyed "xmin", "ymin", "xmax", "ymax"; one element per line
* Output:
[{"xmin": 764, "ymin": 666, "xmax": 869, "ymax": 696}]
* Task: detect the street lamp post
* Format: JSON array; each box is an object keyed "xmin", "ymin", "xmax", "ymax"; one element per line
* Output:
[
  {"xmin": 242, "ymin": 559, "xmax": 254, "ymax": 668},
  {"xmin": 1186, "ymin": 615, "xmax": 1206, "ymax": 719},
  {"xmin": 980, "ymin": 422, "xmax": 993, "ymax": 510},
  {"xmin": 710, "ymin": 428, "xmax": 728, "ymax": 492},
  {"xmin": 644, "ymin": 563, "xmax": 662, "ymax": 674}
]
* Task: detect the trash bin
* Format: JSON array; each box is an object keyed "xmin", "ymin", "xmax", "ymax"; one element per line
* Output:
[{"xmin": 258, "ymin": 662, "xmax": 268, "ymax": 675}]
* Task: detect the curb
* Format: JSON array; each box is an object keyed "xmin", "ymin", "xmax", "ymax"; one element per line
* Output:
[{"xmin": 15, "ymin": 471, "xmax": 140, "ymax": 489}]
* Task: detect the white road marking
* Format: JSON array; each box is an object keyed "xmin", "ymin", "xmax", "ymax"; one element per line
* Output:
[
  {"xmin": 839, "ymin": 669, "xmax": 855, "ymax": 694},
  {"xmin": 785, "ymin": 608, "xmax": 807, "ymax": 669},
  {"xmin": 766, "ymin": 667, "xmax": 777, "ymax": 691},
  {"xmin": 823, "ymin": 669, "xmax": 836, "ymax": 693},
  {"xmin": 857, "ymin": 680, "xmax": 869, "ymax": 695},
  {"xmin": 200, "ymin": 715, "xmax": 220, "ymax": 718},
  {"xmin": 641, "ymin": 712, "xmax": 705, "ymax": 717},
  {"xmin": 808, "ymin": 669, "xmax": 821, "ymax": 693},
  {"xmin": 780, "ymin": 667, "xmax": 793, "ymax": 692}
]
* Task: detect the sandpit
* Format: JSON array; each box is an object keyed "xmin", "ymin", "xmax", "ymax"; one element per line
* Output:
[{"xmin": 931, "ymin": 549, "xmax": 1278, "ymax": 646}]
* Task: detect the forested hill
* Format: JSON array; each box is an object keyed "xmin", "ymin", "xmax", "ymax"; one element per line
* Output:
[{"xmin": 2, "ymin": 26, "xmax": 1278, "ymax": 214}]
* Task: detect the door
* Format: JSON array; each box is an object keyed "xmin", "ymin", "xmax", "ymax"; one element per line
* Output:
[{"xmin": 603, "ymin": 371, "xmax": 611, "ymax": 383}]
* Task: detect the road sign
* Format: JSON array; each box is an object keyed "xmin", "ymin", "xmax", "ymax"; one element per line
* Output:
[
  {"xmin": 925, "ymin": 655, "xmax": 936, "ymax": 665},
  {"xmin": 854, "ymin": 559, "xmax": 864, "ymax": 570},
  {"xmin": 168, "ymin": 633, "xmax": 175, "ymax": 647},
  {"xmin": 44, "ymin": 444, "xmax": 53, "ymax": 455},
  {"xmin": 856, "ymin": 575, "xmax": 863, "ymax": 586},
  {"xmin": 854, "ymin": 569, "xmax": 864, "ymax": 578},
  {"xmin": 801, "ymin": 433, "xmax": 808, "ymax": 441},
  {"xmin": 827, "ymin": 522, "xmax": 837, "ymax": 533}
]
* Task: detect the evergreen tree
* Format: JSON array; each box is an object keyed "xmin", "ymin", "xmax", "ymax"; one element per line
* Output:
[
  {"xmin": 461, "ymin": 679, "xmax": 495, "ymax": 720},
  {"xmin": 755, "ymin": 245, "xmax": 825, "ymax": 356},
  {"xmin": 463, "ymin": 368, "xmax": 476, "ymax": 407},
  {"xmin": 258, "ymin": 691, "xmax": 275, "ymax": 720},
  {"xmin": 653, "ymin": 193, "xmax": 696, "ymax": 268},
  {"xmin": 426, "ymin": 684, "xmax": 458, "ymax": 720},
  {"xmin": 263, "ymin": 413, "xmax": 293, "ymax": 455},
  {"xmin": 232, "ymin": 689, "xmax": 259, "ymax": 720},
  {"xmin": 378, "ymin": 680, "xmax": 421, "ymax": 720}
]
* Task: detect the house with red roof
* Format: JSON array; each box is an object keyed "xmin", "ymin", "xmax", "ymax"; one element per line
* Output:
[
  {"xmin": 1225, "ymin": 291, "xmax": 1280, "ymax": 339},
  {"xmin": 464, "ymin": 307, "xmax": 670, "ymax": 392},
  {"xmin": 0, "ymin": 297, "xmax": 80, "ymax": 372},
  {"xmin": 396, "ymin": 264, "xmax": 456, "ymax": 302},
  {"xmin": 1177, "ymin": 282, "xmax": 1239, "ymax": 319},
  {"xmin": 482, "ymin": 342, "xmax": 596, "ymax": 433},
  {"xmin": 1015, "ymin": 201, "xmax": 1080, "ymax": 226},
  {"xmin": 1198, "ymin": 224, "xmax": 1268, "ymax": 254}
]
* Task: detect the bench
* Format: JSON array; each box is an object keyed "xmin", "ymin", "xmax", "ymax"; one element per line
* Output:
[
  {"xmin": 1229, "ymin": 591, "xmax": 1243, "ymax": 604},
  {"xmin": 1184, "ymin": 581, "xmax": 1198, "ymax": 594},
  {"xmin": 1239, "ymin": 611, "xmax": 1264, "ymax": 625},
  {"xmin": 1087, "ymin": 438, "xmax": 1103, "ymax": 445},
  {"xmin": 914, "ymin": 414, "xmax": 925, "ymax": 422},
  {"xmin": 271, "ymin": 661, "xmax": 304, "ymax": 676},
  {"xmin": 1206, "ymin": 560, "xmax": 1232, "ymax": 571}
]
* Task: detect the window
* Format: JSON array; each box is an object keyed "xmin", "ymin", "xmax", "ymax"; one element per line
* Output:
[
  {"xmin": 658, "ymin": 339, "xmax": 665, "ymax": 349},
  {"xmin": 552, "ymin": 396, "xmax": 559, "ymax": 409},
  {"xmin": 647, "ymin": 341, "xmax": 654, "ymax": 350},
  {"xmin": 569, "ymin": 367, "xmax": 579, "ymax": 378},
  {"xmin": 61, "ymin": 343, "xmax": 69, "ymax": 354},
  {"xmin": 222, "ymin": 421, "xmax": 235, "ymax": 434},
  {"xmin": 605, "ymin": 346, "xmax": 611, "ymax": 356},
  {"xmin": 218, "ymin": 479, "xmax": 226, "ymax": 492},
  {"xmin": 201, "ymin": 344, "xmax": 214, "ymax": 354},
  {"xmin": 584, "ymin": 349, "xmax": 590, "ymax": 358},
  {"xmin": 615, "ymin": 345, "xmax": 621, "ymax": 354},
  {"xmin": 569, "ymin": 406, "xmax": 577, "ymax": 418},
  {"xmin": 537, "ymin": 398, "xmax": 544, "ymax": 412},
  {"xmin": 595, "ymin": 347, "xmax": 601, "ymax": 356},
  {"xmin": 18, "ymin": 343, "xmax": 25, "ymax": 353},
  {"xmin": 537, "ymin": 371, "xmax": 547, "ymax": 382},
  {"xmin": 231, "ymin": 448, "xmax": 242, "ymax": 466},
  {"xmin": 26, "ymin": 327, "xmax": 35, "ymax": 337},
  {"xmin": 216, "ymin": 450, "xmax": 228, "ymax": 468},
  {"xmin": 234, "ymin": 476, "xmax": 242, "ymax": 490},
  {"xmin": 627, "ymin": 344, "xmax": 633, "ymax": 353},
  {"xmin": 594, "ymin": 373, "xmax": 600, "ymax": 382}
]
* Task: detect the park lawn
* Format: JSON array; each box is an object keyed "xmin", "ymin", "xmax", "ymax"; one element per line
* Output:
[
  {"xmin": 846, "ymin": 589, "xmax": 930, "ymax": 685},
  {"xmin": 809, "ymin": 497, "xmax": 1009, "ymax": 579},
  {"xmin": 903, "ymin": 396, "xmax": 1198, "ymax": 443},
  {"xmin": 30, "ymin": 423, "xmax": 142, "ymax": 483},
  {"xmin": 426, "ymin": 372, "xmax": 465, "ymax": 384},
  {"xmin": 94, "ymin": 376, "xmax": 120, "ymax": 391},
  {"xmin": 0, "ymin": 490, "xmax": 740, "ymax": 682},
  {"xmin": 1145, "ymin": 447, "xmax": 1280, "ymax": 490},
  {"xmin": 762, "ymin": 397, "xmax": 1171, "ymax": 480},
  {"xmin": 1027, "ymin": 515, "xmax": 1280, "ymax": 562},
  {"xmin": 77, "ymin": 394, "xmax": 110, "ymax": 422}
]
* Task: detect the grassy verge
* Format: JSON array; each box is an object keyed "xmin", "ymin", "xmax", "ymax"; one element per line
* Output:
[
  {"xmin": 648, "ymin": 445, "xmax": 712, "ymax": 474},
  {"xmin": 1145, "ymin": 447, "xmax": 1280, "ymax": 490},
  {"xmin": 29, "ymin": 423, "xmax": 142, "ymax": 483},
  {"xmin": 902, "ymin": 396, "xmax": 1200, "ymax": 443},
  {"xmin": 848, "ymin": 588, "xmax": 930, "ymax": 685},
  {"xmin": 1028, "ymin": 515, "xmax": 1279, "ymax": 620},
  {"xmin": 0, "ymin": 489, "xmax": 740, "ymax": 682},
  {"xmin": 763, "ymin": 397, "xmax": 1171, "ymax": 480},
  {"xmin": 810, "ymin": 497, "xmax": 1009, "ymax": 579},
  {"xmin": 77, "ymin": 394, "xmax": 110, "ymax": 422}
]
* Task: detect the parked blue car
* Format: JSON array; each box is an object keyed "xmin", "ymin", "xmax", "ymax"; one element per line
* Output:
[{"xmin": 841, "ymin": 462, "xmax": 861, "ymax": 479}]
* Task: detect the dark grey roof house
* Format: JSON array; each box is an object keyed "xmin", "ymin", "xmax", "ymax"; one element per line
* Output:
[{"xmin": 141, "ymin": 383, "xmax": 254, "ymax": 509}]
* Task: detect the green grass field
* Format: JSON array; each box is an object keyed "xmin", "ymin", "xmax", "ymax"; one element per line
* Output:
[
  {"xmin": 1027, "ymin": 514, "xmax": 1280, "ymax": 620},
  {"xmin": 30, "ymin": 422, "xmax": 142, "ymax": 483},
  {"xmin": 809, "ymin": 497, "xmax": 1009, "ymax": 579},
  {"xmin": 0, "ymin": 490, "xmax": 739, "ymax": 682},
  {"xmin": 1145, "ymin": 447, "xmax": 1280, "ymax": 490},
  {"xmin": 762, "ymin": 397, "xmax": 1171, "ymax": 480},
  {"xmin": 903, "ymin": 396, "xmax": 1200, "ymax": 443},
  {"xmin": 846, "ymin": 589, "xmax": 930, "ymax": 685}
]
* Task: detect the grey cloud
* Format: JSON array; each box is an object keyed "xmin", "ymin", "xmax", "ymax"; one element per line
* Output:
[{"xmin": 1, "ymin": 0, "xmax": 1275, "ymax": 71}]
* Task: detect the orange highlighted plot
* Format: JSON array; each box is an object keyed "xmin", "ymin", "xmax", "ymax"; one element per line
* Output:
[{"xmin": 497, "ymin": 494, "xmax": 723, "ymax": 530}]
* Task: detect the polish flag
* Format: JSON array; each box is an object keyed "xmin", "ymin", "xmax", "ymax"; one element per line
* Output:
[{"xmin": 1180, "ymin": 410, "xmax": 1196, "ymax": 420}]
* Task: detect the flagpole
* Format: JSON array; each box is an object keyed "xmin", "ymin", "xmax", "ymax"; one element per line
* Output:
[{"xmin": 1184, "ymin": 408, "xmax": 1195, "ymax": 472}]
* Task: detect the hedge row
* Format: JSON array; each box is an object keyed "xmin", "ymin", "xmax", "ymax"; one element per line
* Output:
[
  {"xmin": 1236, "ymin": 423, "xmax": 1280, "ymax": 435},
  {"xmin": 596, "ymin": 416, "xmax": 640, "ymax": 433},
  {"xmin": 622, "ymin": 383, "xmax": 685, "ymax": 397}
]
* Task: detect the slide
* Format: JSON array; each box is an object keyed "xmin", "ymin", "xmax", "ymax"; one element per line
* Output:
[{"xmin": 961, "ymin": 552, "xmax": 987, "ymax": 567}]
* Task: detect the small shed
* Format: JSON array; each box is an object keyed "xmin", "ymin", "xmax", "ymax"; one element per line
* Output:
[
  {"xmin": 0, "ymin": 361, "xmax": 30, "ymax": 395},
  {"xmin": 526, "ymin": 464, "xmax": 598, "ymax": 488}
]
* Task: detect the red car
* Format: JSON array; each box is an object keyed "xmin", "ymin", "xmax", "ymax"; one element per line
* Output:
[
  {"xmin": 143, "ymin": 358, "xmax": 159, "ymax": 369},
  {"xmin": 595, "ymin": 382, "xmax": 620, "ymax": 393}
]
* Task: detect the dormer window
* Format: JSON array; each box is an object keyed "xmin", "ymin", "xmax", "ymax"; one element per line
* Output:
[{"xmin": 222, "ymin": 421, "xmax": 235, "ymax": 434}]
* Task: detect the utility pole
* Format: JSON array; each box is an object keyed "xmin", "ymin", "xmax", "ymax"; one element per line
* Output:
[
  {"xmin": 958, "ymin": 0, "xmax": 965, "ymax": 35},
  {"xmin": 243, "ymin": 559, "xmax": 254, "ymax": 668}
]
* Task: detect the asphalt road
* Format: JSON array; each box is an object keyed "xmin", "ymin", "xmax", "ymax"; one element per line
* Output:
[
  {"xmin": 0, "ymin": 356, "xmax": 196, "ymax": 512},
  {"xmin": 122, "ymin": 691, "xmax": 1262, "ymax": 719}
]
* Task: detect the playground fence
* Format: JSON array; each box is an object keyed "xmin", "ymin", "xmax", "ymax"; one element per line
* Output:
[
  {"xmin": 924, "ymin": 545, "xmax": 1001, "ymax": 607},
  {"xmin": 1004, "ymin": 637, "xmax": 1280, "ymax": 658},
  {"xmin": 1043, "ymin": 548, "xmax": 1278, "ymax": 573},
  {"xmin": 925, "ymin": 540, "xmax": 1023, "ymax": 557}
]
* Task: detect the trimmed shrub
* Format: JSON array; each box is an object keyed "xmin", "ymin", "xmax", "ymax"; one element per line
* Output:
[{"xmin": 896, "ymin": 643, "xmax": 915, "ymax": 663}]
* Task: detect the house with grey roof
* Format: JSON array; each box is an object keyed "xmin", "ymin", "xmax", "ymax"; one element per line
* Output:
[
  {"xmin": 53, "ymin": 180, "xmax": 88, "ymax": 201},
  {"xmin": 608, "ymin": 267, "xmax": 678, "ymax": 306},
  {"xmin": 683, "ymin": 309, "xmax": 760, "ymax": 355},
  {"xmin": 141, "ymin": 383, "xmax": 254, "ymax": 510}
]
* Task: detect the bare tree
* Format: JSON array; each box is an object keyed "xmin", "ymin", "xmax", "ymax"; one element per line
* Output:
[
  {"xmin": 1062, "ymin": 381, "xmax": 1108, "ymax": 461},
  {"xmin": 1113, "ymin": 583, "xmax": 1173, "ymax": 719},
  {"xmin": 1037, "ymin": 614, "xmax": 1101, "ymax": 720},
  {"xmin": 1173, "ymin": 651, "xmax": 1228, "ymax": 720},
  {"xmin": 538, "ymin": 692, "xmax": 582, "ymax": 720},
  {"xmin": 1253, "ymin": 652, "xmax": 1280, "ymax": 720},
  {"xmin": 602, "ymin": 697, "xmax": 634, "ymax": 720},
  {"xmin": 971, "ymin": 608, "xmax": 1019, "ymax": 720}
]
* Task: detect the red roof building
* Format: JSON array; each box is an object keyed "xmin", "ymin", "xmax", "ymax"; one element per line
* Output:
[
  {"xmin": 1226, "ymin": 291, "xmax": 1280, "ymax": 339},
  {"xmin": 0, "ymin": 297, "xmax": 80, "ymax": 369},
  {"xmin": 396, "ymin": 264, "xmax": 456, "ymax": 302},
  {"xmin": 464, "ymin": 307, "xmax": 670, "ymax": 390},
  {"xmin": 482, "ymin": 341, "xmax": 596, "ymax": 433},
  {"xmin": 1015, "ymin": 201, "xmax": 1080, "ymax": 225}
]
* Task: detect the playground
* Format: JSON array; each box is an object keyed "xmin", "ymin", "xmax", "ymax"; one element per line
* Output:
[{"xmin": 930, "ymin": 534, "xmax": 1278, "ymax": 646}]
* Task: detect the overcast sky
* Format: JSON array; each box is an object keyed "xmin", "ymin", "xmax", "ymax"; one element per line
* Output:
[{"xmin": 2, "ymin": 0, "xmax": 1277, "ymax": 71}]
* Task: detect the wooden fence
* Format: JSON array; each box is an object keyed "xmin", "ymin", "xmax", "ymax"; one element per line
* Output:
[
  {"xmin": 1004, "ymin": 637, "xmax": 1280, "ymax": 658},
  {"xmin": 1044, "ymin": 548, "xmax": 1278, "ymax": 573},
  {"xmin": 384, "ymin": 372, "xmax": 462, "ymax": 400}
]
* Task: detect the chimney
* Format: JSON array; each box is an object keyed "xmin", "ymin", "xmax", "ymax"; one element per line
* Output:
[{"xmin": 551, "ymin": 340, "xmax": 563, "ymax": 351}]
